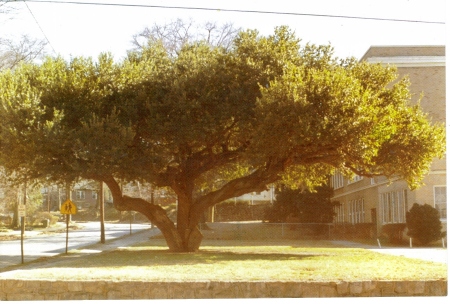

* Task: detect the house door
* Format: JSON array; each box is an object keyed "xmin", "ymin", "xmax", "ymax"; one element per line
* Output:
[
  {"xmin": 371, "ymin": 208, "xmax": 377, "ymax": 223},
  {"xmin": 370, "ymin": 208, "xmax": 378, "ymax": 238}
]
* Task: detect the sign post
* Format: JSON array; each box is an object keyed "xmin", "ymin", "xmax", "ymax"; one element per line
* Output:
[
  {"xmin": 19, "ymin": 182, "xmax": 27, "ymax": 264},
  {"xmin": 18, "ymin": 203, "xmax": 26, "ymax": 264},
  {"xmin": 60, "ymin": 199, "xmax": 77, "ymax": 254}
]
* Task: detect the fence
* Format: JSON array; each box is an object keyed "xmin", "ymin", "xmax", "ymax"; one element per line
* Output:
[
  {"xmin": 199, "ymin": 221, "xmax": 380, "ymax": 241},
  {"xmin": 199, "ymin": 221, "xmax": 335, "ymax": 241}
]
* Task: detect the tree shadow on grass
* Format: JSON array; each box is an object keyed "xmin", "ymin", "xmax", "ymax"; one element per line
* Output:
[{"xmin": 2, "ymin": 246, "xmax": 326, "ymax": 272}]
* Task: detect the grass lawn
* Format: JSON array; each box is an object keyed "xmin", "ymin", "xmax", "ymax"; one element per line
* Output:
[{"xmin": 0, "ymin": 238, "xmax": 446, "ymax": 282}]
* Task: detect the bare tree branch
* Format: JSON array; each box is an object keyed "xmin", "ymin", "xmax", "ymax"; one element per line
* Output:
[
  {"xmin": 0, "ymin": 35, "xmax": 48, "ymax": 70},
  {"xmin": 131, "ymin": 18, "xmax": 241, "ymax": 56}
]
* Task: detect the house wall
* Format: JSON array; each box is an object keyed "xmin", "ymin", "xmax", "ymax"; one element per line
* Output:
[{"xmin": 72, "ymin": 189, "xmax": 98, "ymax": 210}]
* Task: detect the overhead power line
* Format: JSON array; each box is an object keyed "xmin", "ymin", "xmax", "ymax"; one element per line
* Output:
[
  {"xmin": 22, "ymin": 0, "xmax": 58, "ymax": 54},
  {"xmin": 23, "ymin": 0, "xmax": 445, "ymax": 25}
]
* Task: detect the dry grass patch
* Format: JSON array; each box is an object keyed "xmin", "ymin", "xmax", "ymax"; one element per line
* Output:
[{"xmin": 0, "ymin": 238, "xmax": 446, "ymax": 282}]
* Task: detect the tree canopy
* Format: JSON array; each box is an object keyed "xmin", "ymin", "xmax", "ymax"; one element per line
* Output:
[{"xmin": 0, "ymin": 26, "xmax": 445, "ymax": 251}]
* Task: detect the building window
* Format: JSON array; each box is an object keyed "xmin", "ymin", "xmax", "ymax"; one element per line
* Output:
[
  {"xmin": 434, "ymin": 186, "xmax": 447, "ymax": 219},
  {"xmin": 331, "ymin": 172, "xmax": 344, "ymax": 189},
  {"xmin": 92, "ymin": 191, "xmax": 98, "ymax": 200},
  {"xmin": 348, "ymin": 198, "xmax": 365, "ymax": 224},
  {"xmin": 380, "ymin": 189, "xmax": 407, "ymax": 224},
  {"xmin": 348, "ymin": 175, "xmax": 363, "ymax": 184},
  {"xmin": 76, "ymin": 190, "xmax": 85, "ymax": 200},
  {"xmin": 335, "ymin": 203, "xmax": 345, "ymax": 223}
]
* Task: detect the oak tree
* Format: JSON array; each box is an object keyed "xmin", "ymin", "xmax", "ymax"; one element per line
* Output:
[{"xmin": 0, "ymin": 27, "xmax": 445, "ymax": 252}]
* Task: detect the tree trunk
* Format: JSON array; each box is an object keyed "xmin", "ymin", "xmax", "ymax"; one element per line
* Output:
[
  {"xmin": 100, "ymin": 175, "xmax": 194, "ymax": 252},
  {"xmin": 123, "ymin": 195, "xmax": 187, "ymax": 251},
  {"xmin": 173, "ymin": 179, "xmax": 204, "ymax": 252}
]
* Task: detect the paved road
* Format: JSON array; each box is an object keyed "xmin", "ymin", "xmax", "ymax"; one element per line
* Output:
[{"xmin": 0, "ymin": 222, "xmax": 154, "ymax": 269}]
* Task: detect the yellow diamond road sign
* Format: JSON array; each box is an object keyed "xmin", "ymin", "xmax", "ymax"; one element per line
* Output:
[{"xmin": 60, "ymin": 199, "xmax": 77, "ymax": 215}]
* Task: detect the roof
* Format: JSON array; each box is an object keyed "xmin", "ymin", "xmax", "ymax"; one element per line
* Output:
[
  {"xmin": 360, "ymin": 45, "xmax": 445, "ymax": 67},
  {"xmin": 360, "ymin": 45, "xmax": 445, "ymax": 60}
]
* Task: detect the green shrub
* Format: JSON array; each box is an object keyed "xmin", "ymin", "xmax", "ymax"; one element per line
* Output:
[
  {"xmin": 215, "ymin": 201, "xmax": 250, "ymax": 221},
  {"xmin": 406, "ymin": 203, "xmax": 442, "ymax": 245},
  {"xmin": 382, "ymin": 223, "xmax": 406, "ymax": 244},
  {"xmin": 32, "ymin": 212, "xmax": 59, "ymax": 226},
  {"xmin": 263, "ymin": 204, "xmax": 285, "ymax": 223}
]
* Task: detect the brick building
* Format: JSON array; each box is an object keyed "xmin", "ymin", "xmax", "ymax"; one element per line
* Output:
[{"xmin": 331, "ymin": 46, "xmax": 446, "ymax": 236}]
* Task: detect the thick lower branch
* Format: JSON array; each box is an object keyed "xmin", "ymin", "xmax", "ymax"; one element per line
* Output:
[
  {"xmin": 97, "ymin": 174, "xmax": 185, "ymax": 251},
  {"xmin": 191, "ymin": 160, "xmax": 285, "ymax": 222}
]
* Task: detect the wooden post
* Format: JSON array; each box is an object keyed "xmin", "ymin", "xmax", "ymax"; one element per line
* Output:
[
  {"xmin": 47, "ymin": 185, "xmax": 50, "ymax": 213},
  {"xmin": 65, "ymin": 214, "xmax": 69, "ymax": 254},
  {"xmin": 58, "ymin": 187, "xmax": 62, "ymax": 210},
  {"xmin": 65, "ymin": 184, "xmax": 71, "ymax": 254},
  {"xmin": 20, "ymin": 182, "xmax": 26, "ymax": 264},
  {"xmin": 99, "ymin": 181, "xmax": 105, "ymax": 243}
]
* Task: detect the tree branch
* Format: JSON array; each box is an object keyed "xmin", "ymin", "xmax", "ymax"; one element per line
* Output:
[{"xmin": 192, "ymin": 158, "xmax": 286, "ymax": 218}]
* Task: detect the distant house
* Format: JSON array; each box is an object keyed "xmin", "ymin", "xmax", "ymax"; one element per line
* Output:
[
  {"xmin": 42, "ymin": 181, "xmax": 113, "ymax": 211},
  {"xmin": 331, "ymin": 46, "xmax": 446, "ymax": 236},
  {"xmin": 233, "ymin": 187, "xmax": 275, "ymax": 205},
  {"xmin": 71, "ymin": 180, "xmax": 109, "ymax": 210}
]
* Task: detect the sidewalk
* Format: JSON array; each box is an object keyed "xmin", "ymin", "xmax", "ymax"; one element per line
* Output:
[
  {"xmin": 76, "ymin": 227, "xmax": 160, "ymax": 252},
  {"xmin": 0, "ymin": 228, "xmax": 160, "ymax": 271},
  {"xmin": 331, "ymin": 240, "xmax": 448, "ymax": 264}
]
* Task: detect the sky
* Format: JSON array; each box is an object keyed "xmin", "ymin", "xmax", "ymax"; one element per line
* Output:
[{"xmin": 0, "ymin": 0, "xmax": 447, "ymax": 61}]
